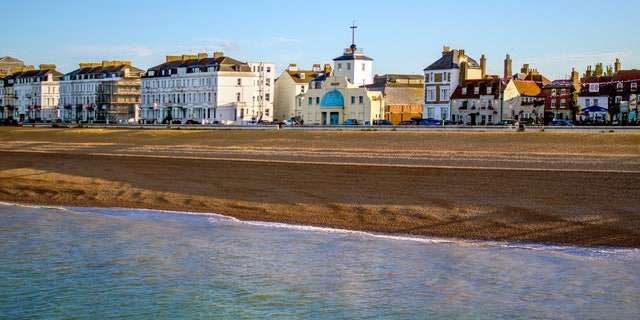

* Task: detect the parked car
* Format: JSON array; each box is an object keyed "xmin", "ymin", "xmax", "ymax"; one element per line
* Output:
[
  {"xmin": 416, "ymin": 118, "xmax": 442, "ymax": 126},
  {"xmin": 184, "ymin": 119, "xmax": 201, "ymax": 124},
  {"xmin": 342, "ymin": 119, "xmax": 359, "ymax": 125},
  {"xmin": 373, "ymin": 119, "xmax": 393, "ymax": 125},
  {"xmin": 548, "ymin": 120, "xmax": 574, "ymax": 126},
  {"xmin": 398, "ymin": 120, "xmax": 417, "ymax": 125},
  {"xmin": 494, "ymin": 119, "xmax": 518, "ymax": 126}
]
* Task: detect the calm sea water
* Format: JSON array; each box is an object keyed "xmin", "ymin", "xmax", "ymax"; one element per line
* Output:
[{"xmin": 1, "ymin": 202, "xmax": 639, "ymax": 319}]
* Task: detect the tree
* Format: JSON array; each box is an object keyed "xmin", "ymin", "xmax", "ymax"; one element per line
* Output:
[
  {"xmin": 594, "ymin": 63, "xmax": 604, "ymax": 76},
  {"xmin": 569, "ymin": 85, "xmax": 580, "ymax": 122}
]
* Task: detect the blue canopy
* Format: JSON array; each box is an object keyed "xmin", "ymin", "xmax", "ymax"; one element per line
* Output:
[{"xmin": 582, "ymin": 105, "xmax": 608, "ymax": 113}]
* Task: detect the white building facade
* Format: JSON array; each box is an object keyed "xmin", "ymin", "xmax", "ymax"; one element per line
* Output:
[
  {"xmin": 12, "ymin": 65, "xmax": 62, "ymax": 122},
  {"xmin": 140, "ymin": 52, "xmax": 274, "ymax": 124},
  {"xmin": 59, "ymin": 61, "xmax": 143, "ymax": 123},
  {"xmin": 423, "ymin": 46, "xmax": 484, "ymax": 120}
]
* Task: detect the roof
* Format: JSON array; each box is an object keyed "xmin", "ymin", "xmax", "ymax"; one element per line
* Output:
[
  {"xmin": 512, "ymin": 80, "xmax": 543, "ymax": 97},
  {"xmin": 543, "ymin": 79, "xmax": 576, "ymax": 89},
  {"xmin": 286, "ymin": 70, "xmax": 327, "ymax": 84},
  {"xmin": 381, "ymin": 86, "xmax": 424, "ymax": 105},
  {"xmin": 145, "ymin": 54, "xmax": 251, "ymax": 77},
  {"xmin": 611, "ymin": 69, "xmax": 640, "ymax": 82},
  {"xmin": 0, "ymin": 56, "xmax": 24, "ymax": 64},
  {"xmin": 424, "ymin": 49, "xmax": 480, "ymax": 71},
  {"xmin": 450, "ymin": 78, "xmax": 501, "ymax": 99}
]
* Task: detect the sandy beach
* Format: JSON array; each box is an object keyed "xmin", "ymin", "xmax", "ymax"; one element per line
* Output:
[{"xmin": 1, "ymin": 126, "xmax": 639, "ymax": 247}]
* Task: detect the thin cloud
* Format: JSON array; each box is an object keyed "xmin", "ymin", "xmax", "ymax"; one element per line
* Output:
[{"xmin": 271, "ymin": 36, "xmax": 301, "ymax": 43}]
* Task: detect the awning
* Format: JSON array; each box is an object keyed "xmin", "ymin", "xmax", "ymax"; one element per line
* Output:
[{"xmin": 582, "ymin": 105, "xmax": 607, "ymax": 113}]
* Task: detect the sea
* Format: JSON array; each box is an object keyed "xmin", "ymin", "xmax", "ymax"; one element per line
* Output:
[{"xmin": 1, "ymin": 202, "xmax": 638, "ymax": 319}]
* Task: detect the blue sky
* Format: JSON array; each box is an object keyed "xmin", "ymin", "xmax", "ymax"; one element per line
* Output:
[{"xmin": 4, "ymin": 0, "xmax": 638, "ymax": 80}]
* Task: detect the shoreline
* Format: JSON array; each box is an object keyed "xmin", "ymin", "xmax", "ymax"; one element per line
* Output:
[{"xmin": 1, "ymin": 127, "xmax": 639, "ymax": 248}]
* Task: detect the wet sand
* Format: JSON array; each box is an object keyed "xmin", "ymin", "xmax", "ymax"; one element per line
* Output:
[{"xmin": 1, "ymin": 127, "xmax": 639, "ymax": 247}]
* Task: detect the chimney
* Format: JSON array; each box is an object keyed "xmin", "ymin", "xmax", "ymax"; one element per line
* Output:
[
  {"xmin": 458, "ymin": 49, "xmax": 465, "ymax": 58},
  {"xmin": 571, "ymin": 68, "xmax": 579, "ymax": 84},
  {"xmin": 459, "ymin": 61, "xmax": 468, "ymax": 86},
  {"xmin": 287, "ymin": 64, "xmax": 298, "ymax": 72},
  {"xmin": 615, "ymin": 58, "xmax": 621, "ymax": 73},
  {"xmin": 504, "ymin": 54, "xmax": 512, "ymax": 79},
  {"xmin": 198, "ymin": 53, "xmax": 208, "ymax": 60},
  {"xmin": 324, "ymin": 63, "xmax": 332, "ymax": 74},
  {"xmin": 166, "ymin": 55, "xmax": 181, "ymax": 63},
  {"xmin": 39, "ymin": 64, "xmax": 56, "ymax": 70},
  {"xmin": 586, "ymin": 65, "xmax": 592, "ymax": 77},
  {"xmin": 480, "ymin": 54, "xmax": 486, "ymax": 78},
  {"xmin": 312, "ymin": 64, "xmax": 321, "ymax": 72},
  {"xmin": 213, "ymin": 52, "xmax": 224, "ymax": 59},
  {"xmin": 442, "ymin": 45, "xmax": 451, "ymax": 57}
]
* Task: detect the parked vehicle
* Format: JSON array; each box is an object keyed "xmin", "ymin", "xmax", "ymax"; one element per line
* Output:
[
  {"xmin": 372, "ymin": 119, "xmax": 393, "ymax": 125},
  {"xmin": 548, "ymin": 120, "xmax": 574, "ymax": 126},
  {"xmin": 398, "ymin": 120, "xmax": 417, "ymax": 125},
  {"xmin": 494, "ymin": 119, "xmax": 518, "ymax": 126},
  {"xmin": 184, "ymin": 119, "xmax": 201, "ymax": 124},
  {"xmin": 416, "ymin": 118, "xmax": 442, "ymax": 126},
  {"xmin": 342, "ymin": 119, "xmax": 359, "ymax": 125}
]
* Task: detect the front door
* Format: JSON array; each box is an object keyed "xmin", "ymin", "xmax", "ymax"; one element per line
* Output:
[{"xmin": 330, "ymin": 112, "xmax": 339, "ymax": 125}]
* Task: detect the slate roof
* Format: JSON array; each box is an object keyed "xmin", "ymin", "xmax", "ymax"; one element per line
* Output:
[
  {"xmin": 424, "ymin": 50, "xmax": 480, "ymax": 71},
  {"xmin": 450, "ymin": 78, "xmax": 500, "ymax": 99},
  {"xmin": 145, "ymin": 54, "xmax": 251, "ymax": 77}
]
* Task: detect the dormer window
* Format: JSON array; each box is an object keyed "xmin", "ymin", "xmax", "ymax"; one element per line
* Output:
[
  {"xmin": 474, "ymin": 87, "xmax": 479, "ymax": 94},
  {"xmin": 486, "ymin": 87, "xmax": 492, "ymax": 95},
  {"xmin": 632, "ymin": 83, "xmax": 638, "ymax": 91},
  {"xmin": 617, "ymin": 82, "xmax": 623, "ymax": 90},
  {"xmin": 462, "ymin": 87, "xmax": 467, "ymax": 95},
  {"xmin": 589, "ymin": 83, "xmax": 599, "ymax": 92}
]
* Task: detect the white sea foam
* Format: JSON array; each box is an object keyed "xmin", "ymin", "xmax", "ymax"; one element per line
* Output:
[{"xmin": 2, "ymin": 202, "xmax": 638, "ymax": 261}]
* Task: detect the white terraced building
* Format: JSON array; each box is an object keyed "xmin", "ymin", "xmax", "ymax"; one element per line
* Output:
[
  {"xmin": 59, "ymin": 61, "xmax": 143, "ymax": 123},
  {"xmin": 140, "ymin": 52, "xmax": 274, "ymax": 124}
]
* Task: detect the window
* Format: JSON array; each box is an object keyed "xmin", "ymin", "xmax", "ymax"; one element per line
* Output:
[
  {"xmin": 266, "ymin": 67, "xmax": 271, "ymax": 73},
  {"xmin": 426, "ymin": 88, "xmax": 436, "ymax": 101},
  {"xmin": 551, "ymin": 101, "xmax": 557, "ymax": 108},
  {"xmin": 300, "ymin": 85, "xmax": 305, "ymax": 93},
  {"xmin": 347, "ymin": 63, "xmax": 351, "ymax": 70},
  {"xmin": 442, "ymin": 72, "xmax": 448, "ymax": 82},
  {"xmin": 589, "ymin": 83, "xmax": 600, "ymax": 92},
  {"xmin": 440, "ymin": 88, "xmax": 449, "ymax": 101},
  {"xmin": 429, "ymin": 73, "xmax": 434, "ymax": 82},
  {"xmin": 265, "ymin": 93, "xmax": 270, "ymax": 101},
  {"xmin": 585, "ymin": 99, "xmax": 590, "ymax": 107},
  {"xmin": 560, "ymin": 89, "xmax": 566, "ymax": 95},
  {"xmin": 308, "ymin": 97, "xmax": 312, "ymax": 105},
  {"xmin": 615, "ymin": 96, "xmax": 622, "ymax": 103},
  {"xmin": 560, "ymin": 99, "xmax": 566, "ymax": 108},
  {"xmin": 351, "ymin": 96, "xmax": 355, "ymax": 104},
  {"xmin": 316, "ymin": 97, "xmax": 320, "ymax": 105},
  {"xmin": 551, "ymin": 89, "xmax": 556, "ymax": 96},
  {"xmin": 462, "ymin": 87, "xmax": 467, "ymax": 95},
  {"xmin": 617, "ymin": 82, "xmax": 623, "ymax": 90},
  {"xmin": 358, "ymin": 96, "xmax": 363, "ymax": 104},
  {"xmin": 632, "ymin": 83, "xmax": 638, "ymax": 90},
  {"xmin": 361, "ymin": 63, "xmax": 365, "ymax": 71},
  {"xmin": 338, "ymin": 63, "xmax": 342, "ymax": 71},
  {"xmin": 594, "ymin": 98, "xmax": 598, "ymax": 106},
  {"xmin": 486, "ymin": 87, "xmax": 492, "ymax": 95},
  {"xmin": 474, "ymin": 87, "xmax": 479, "ymax": 94},
  {"xmin": 237, "ymin": 78, "xmax": 241, "ymax": 86},
  {"xmin": 236, "ymin": 93, "xmax": 241, "ymax": 102}
]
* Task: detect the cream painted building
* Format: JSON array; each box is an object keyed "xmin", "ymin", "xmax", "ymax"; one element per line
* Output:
[
  {"xmin": 274, "ymin": 63, "xmax": 331, "ymax": 122},
  {"xmin": 300, "ymin": 76, "xmax": 383, "ymax": 125}
]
